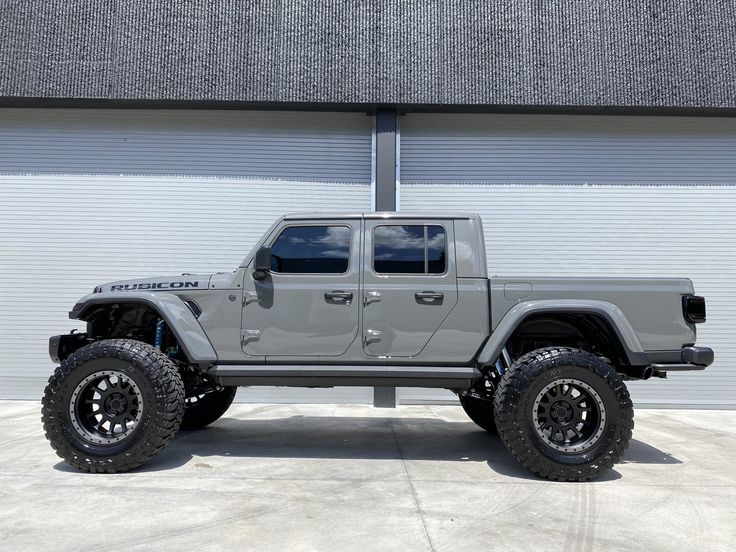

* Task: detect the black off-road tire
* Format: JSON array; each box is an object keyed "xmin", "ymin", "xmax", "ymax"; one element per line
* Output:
[
  {"xmin": 181, "ymin": 386, "xmax": 237, "ymax": 430},
  {"xmin": 42, "ymin": 339, "xmax": 185, "ymax": 473},
  {"xmin": 494, "ymin": 347, "xmax": 634, "ymax": 482},
  {"xmin": 459, "ymin": 393, "xmax": 498, "ymax": 434}
]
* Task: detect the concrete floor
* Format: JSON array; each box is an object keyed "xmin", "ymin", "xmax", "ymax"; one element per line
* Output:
[{"xmin": 0, "ymin": 401, "xmax": 735, "ymax": 552}]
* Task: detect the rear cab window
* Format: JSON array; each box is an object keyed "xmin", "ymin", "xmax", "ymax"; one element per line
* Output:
[{"xmin": 373, "ymin": 224, "xmax": 446, "ymax": 274}]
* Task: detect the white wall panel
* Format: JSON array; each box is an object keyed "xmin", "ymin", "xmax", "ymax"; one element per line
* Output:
[
  {"xmin": 399, "ymin": 113, "xmax": 736, "ymax": 408},
  {"xmin": 0, "ymin": 109, "xmax": 372, "ymax": 402}
]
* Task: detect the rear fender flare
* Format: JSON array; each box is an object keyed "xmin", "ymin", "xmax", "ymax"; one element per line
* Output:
[{"xmin": 477, "ymin": 299, "xmax": 647, "ymax": 366}]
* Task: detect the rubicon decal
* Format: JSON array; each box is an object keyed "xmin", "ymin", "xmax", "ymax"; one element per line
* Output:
[{"xmin": 110, "ymin": 282, "xmax": 200, "ymax": 291}]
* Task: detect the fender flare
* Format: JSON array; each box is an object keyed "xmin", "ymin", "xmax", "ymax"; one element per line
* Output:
[
  {"xmin": 477, "ymin": 299, "xmax": 648, "ymax": 366},
  {"xmin": 70, "ymin": 291, "xmax": 218, "ymax": 364}
]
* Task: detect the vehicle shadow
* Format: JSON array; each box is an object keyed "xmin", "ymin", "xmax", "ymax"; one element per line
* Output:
[
  {"xmin": 619, "ymin": 437, "xmax": 682, "ymax": 465},
  {"xmin": 110, "ymin": 415, "xmax": 681, "ymax": 480}
]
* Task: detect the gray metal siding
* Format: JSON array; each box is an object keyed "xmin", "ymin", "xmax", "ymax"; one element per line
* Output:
[
  {"xmin": 0, "ymin": 109, "xmax": 372, "ymax": 401},
  {"xmin": 399, "ymin": 114, "xmax": 736, "ymax": 408},
  {"xmin": 2, "ymin": 1, "xmax": 736, "ymax": 108},
  {"xmin": 0, "ymin": 109, "xmax": 370, "ymax": 181},
  {"xmin": 400, "ymin": 114, "xmax": 736, "ymax": 185}
]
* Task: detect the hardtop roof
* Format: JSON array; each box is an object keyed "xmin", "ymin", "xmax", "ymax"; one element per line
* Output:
[{"xmin": 283, "ymin": 211, "xmax": 479, "ymax": 221}]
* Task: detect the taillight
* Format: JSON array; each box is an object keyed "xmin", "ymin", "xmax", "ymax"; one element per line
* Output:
[{"xmin": 683, "ymin": 295, "xmax": 706, "ymax": 324}]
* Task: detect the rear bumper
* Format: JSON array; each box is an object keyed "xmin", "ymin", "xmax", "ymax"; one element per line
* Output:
[
  {"xmin": 648, "ymin": 346, "xmax": 714, "ymax": 372},
  {"xmin": 682, "ymin": 346, "xmax": 715, "ymax": 366}
]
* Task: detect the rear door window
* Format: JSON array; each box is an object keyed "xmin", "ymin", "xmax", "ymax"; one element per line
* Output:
[{"xmin": 373, "ymin": 225, "xmax": 446, "ymax": 274}]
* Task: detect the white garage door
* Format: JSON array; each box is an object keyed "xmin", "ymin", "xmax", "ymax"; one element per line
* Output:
[
  {"xmin": 399, "ymin": 114, "xmax": 736, "ymax": 408},
  {"xmin": 0, "ymin": 108, "xmax": 372, "ymax": 402}
]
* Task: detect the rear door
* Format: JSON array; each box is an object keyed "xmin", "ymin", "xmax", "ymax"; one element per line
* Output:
[
  {"xmin": 362, "ymin": 220, "xmax": 458, "ymax": 357},
  {"xmin": 242, "ymin": 220, "xmax": 361, "ymax": 356}
]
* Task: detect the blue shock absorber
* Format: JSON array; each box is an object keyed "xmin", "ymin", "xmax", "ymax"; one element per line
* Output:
[
  {"xmin": 495, "ymin": 359, "xmax": 506, "ymax": 376},
  {"xmin": 154, "ymin": 319, "xmax": 165, "ymax": 350}
]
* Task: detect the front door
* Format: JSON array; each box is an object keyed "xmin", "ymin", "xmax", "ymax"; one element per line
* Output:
[
  {"xmin": 362, "ymin": 220, "xmax": 458, "ymax": 357},
  {"xmin": 242, "ymin": 221, "xmax": 361, "ymax": 356}
]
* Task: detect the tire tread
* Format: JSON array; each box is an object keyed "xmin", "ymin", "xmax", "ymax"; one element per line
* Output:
[
  {"xmin": 494, "ymin": 347, "xmax": 634, "ymax": 482},
  {"xmin": 41, "ymin": 339, "xmax": 185, "ymax": 473}
]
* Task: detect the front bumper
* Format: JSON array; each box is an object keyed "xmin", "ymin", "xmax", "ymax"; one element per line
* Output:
[
  {"xmin": 649, "ymin": 346, "xmax": 714, "ymax": 373},
  {"xmin": 49, "ymin": 332, "xmax": 89, "ymax": 363}
]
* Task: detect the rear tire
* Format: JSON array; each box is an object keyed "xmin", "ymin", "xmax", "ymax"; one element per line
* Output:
[
  {"xmin": 459, "ymin": 393, "xmax": 497, "ymax": 434},
  {"xmin": 181, "ymin": 386, "xmax": 237, "ymax": 430},
  {"xmin": 494, "ymin": 347, "xmax": 633, "ymax": 481},
  {"xmin": 42, "ymin": 339, "xmax": 184, "ymax": 473}
]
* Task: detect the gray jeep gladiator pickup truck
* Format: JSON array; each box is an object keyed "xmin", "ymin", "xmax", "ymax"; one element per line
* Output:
[{"xmin": 42, "ymin": 212, "xmax": 713, "ymax": 480}]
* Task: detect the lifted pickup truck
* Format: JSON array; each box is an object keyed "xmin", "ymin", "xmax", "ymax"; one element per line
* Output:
[{"xmin": 42, "ymin": 212, "xmax": 713, "ymax": 480}]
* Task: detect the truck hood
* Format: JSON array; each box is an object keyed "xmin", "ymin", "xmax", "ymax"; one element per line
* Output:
[{"xmin": 97, "ymin": 274, "xmax": 212, "ymax": 293}]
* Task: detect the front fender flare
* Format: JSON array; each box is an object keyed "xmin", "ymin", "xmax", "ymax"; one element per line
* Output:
[
  {"xmin": 70, "ymin": 291, "xmax": 218, "ymax": 364},
  {"xmin": 477, "ymin": 299, "xmax": 647, "ymax": 366}
]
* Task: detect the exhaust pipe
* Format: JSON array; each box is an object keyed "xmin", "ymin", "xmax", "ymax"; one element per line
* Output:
[{"xmin": 619, "ymin": 365, "xmax": 653, "ymax": 380}]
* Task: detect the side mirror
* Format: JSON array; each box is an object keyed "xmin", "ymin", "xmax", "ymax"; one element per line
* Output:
[{"xmin": 253, "ymin": 245, "xmax": 272, "ymax": 280}]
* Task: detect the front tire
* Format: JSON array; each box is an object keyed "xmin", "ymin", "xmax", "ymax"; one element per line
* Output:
[
  {"xmin": 494, "ymin": 347, "xmax": 633, "ymax": 481},
  {"xmin": 42, "ymin": 339, "xmax": 185, "ymax": 473}
]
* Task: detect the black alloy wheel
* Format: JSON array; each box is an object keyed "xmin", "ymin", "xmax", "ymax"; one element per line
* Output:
[
  {"xmin": 532, "ymin": 378, "xmax": 606, "ymax": 453},
  {"xmin": 69, "ymin": 370, "xmax": 144, "ymax": 445},
  {"xmin": 42, "ymin": 339, "xmax": 184, "ymax": 473},
  {"xmin": 494, "ymin": 347, "xmax": 634, "ymax": 481}
]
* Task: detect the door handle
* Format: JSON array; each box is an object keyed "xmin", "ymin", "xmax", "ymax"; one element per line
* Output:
[
  {"xmin": 364, "ymin": 329, "xmax": 382, "ymax": 344},
  {"xmin": 325, "ymin": 290, "xmax": 353, "ymax": 304},
  {"xmin": 241, "ymin": 329, "xmax": 261, "ymax": 344},
  {"xmin": 364, "ymin": 291, "xmax": 382, "ymax": 305},
  {"xmin": 243, "ymin": 291, "xmax": 260, "ymax": 305},
  {"xmin": 415, "ymin": 291, "xmax": 444, "ymax": 303}
]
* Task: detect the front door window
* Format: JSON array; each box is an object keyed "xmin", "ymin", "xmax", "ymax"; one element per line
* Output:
[{"xmin": 270, "ymin": 225, "xmax": 351, "ymax": 274}]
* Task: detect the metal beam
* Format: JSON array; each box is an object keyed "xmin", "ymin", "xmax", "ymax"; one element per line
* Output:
[
  {"xmin": 374, "ymin": 109, "xmax": 397, "ymax": 211},
  {"xmin": 372, "ymin": 108, "xmax": 398, "ymax": 407},
  {"xmin": 373, "ymin": 386, "xmax": 397, "ymax": 408}
]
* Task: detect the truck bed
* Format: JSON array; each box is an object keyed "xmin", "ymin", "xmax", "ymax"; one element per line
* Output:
[{"xmin": 489, "ymin": 277, "xmax": 695, "ymax": 352}]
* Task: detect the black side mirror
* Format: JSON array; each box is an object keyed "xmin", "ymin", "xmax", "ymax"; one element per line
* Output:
[{"xmin": 253, "ymin": 245, "xmax": 272, "ymax": 280}]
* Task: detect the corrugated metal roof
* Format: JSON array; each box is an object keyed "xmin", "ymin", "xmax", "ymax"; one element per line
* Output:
[{"xmin": 1, "ymin": 1, "xmax": 734, "ymax": 108}]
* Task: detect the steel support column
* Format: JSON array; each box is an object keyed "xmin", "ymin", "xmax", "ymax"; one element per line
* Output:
[{"xmin": 372, "ymin": 108, "xmax": 398, "ymax": 407}]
